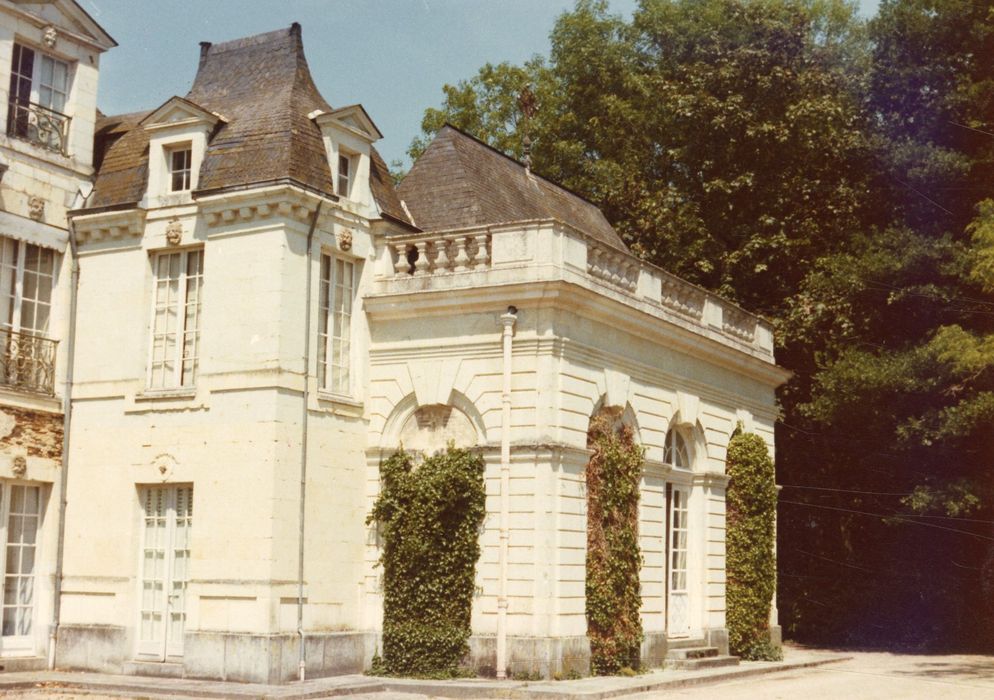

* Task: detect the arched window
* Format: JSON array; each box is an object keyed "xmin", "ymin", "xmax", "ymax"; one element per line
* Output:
[{"xmin": 663, "ymin": 426, "xmax": 690, "ymax": 468}]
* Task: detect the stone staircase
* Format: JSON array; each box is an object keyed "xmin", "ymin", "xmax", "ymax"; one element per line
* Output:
[{"xmin": 665, "ymin": 639, "xmax": 739, "ymax": 671}]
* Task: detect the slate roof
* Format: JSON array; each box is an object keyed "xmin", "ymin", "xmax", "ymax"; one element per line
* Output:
[
  {"xmin": 89, "ymin": 24, "xmax": 410, "ymax": 225},
  {"xmin": 397, "ymin": 125, "xmax": 627, "ymax": 251}
]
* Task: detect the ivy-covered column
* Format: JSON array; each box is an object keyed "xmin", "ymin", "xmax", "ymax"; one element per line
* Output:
[
  {"xmin": 725, "ymin": 431, "xmax": 782, "ymax": 660},
  {"xmin": 585, "ymin": 408, "xmax": 645, "ymax": 674},
  {"xmin": 367, "ymin": 446, "xmax": 486, "ymax": 677}
]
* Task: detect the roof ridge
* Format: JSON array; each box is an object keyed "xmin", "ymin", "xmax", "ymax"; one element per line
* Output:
[{"xmin": 198, "ymin": 23, "xmax": 300, "ymax": 55}]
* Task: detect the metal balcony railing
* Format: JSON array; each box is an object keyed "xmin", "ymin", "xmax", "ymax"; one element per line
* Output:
[
  {"xmin": 0, "ymin": 328, "xmax": 57, "ymax": 395},
  {"xmin": 6, "ymin": 99, "xmax": 71, "ymax": 155}
]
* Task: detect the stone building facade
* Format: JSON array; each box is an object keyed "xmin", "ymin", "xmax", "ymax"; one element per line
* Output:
[
  {"xmin": 0, "ymin": 0, "xmax": 114, "ymax": 670},
  {"xmin": 0, "ymin": 15, "xmax": 788, "ymax": 684}
]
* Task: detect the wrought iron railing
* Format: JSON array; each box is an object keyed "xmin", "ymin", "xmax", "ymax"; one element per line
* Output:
[
  {"xmin": 0, "ymin": 328, "xmax": 57, "ymax": 395},
  {"xmin": 6, "ymin": 99, "xmax": 71, "ymax": 155}
]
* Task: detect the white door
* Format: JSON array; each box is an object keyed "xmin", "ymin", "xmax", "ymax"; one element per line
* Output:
[
  {"xmin": 137, "ymin": 486, "xmax": 192, "ymax": 660},
  {"xmin": 0, "ymin": 483, "xmax": 41, "ymax": 656},
  {"xmin": 667, "ymin": 486, "xmax": 691, "ymax": 637}
]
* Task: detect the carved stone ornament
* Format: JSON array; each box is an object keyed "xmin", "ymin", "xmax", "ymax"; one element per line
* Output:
[
  {"xmin": 11, "ymin": 455, "xmax": 26, "ymax": 478},
  {"xmin": 338, "ymin": 228, "xmax": 353, "ymax": 252},
  {"xmin": 43, "ymin": 26, "xmax": 57, "ymax": 49},
  {"xmin": 28, "ymin": 196, "xmax": 44, "ymax": 221},
  {"xmin": 153, "ymin": 453, "xmax": 177, "ymax": 482},
  {"xmin": 165, "ymin": 218, "xmax": 183, "ymax": 246}
]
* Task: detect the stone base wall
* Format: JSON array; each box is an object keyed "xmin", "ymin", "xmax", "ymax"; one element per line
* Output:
[
  {"xmin": 53, "ymin": 627, "xmax": 727, "ymax": 683},
  {"xmin": 55, "ymin": 624, "xmax": 130, "ymax": 674}
]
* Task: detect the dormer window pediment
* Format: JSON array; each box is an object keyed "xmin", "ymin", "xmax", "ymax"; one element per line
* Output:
[{"xmin": 141, "ymin": 96, "xmax": 224, "ymax": 133}]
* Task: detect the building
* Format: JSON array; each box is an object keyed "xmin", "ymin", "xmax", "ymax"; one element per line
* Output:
[
  {"xmin": 0, "ymin": 20, "xmax": 788, "ymax": 683},
  {"xmin": 0, "ymin": 0, "xmax": 114, "ymax": 669}
]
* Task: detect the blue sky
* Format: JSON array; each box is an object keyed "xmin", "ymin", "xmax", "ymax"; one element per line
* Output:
[{"xmin": 86, "ymin": 0, "xmax": 881, "ymax": 168}]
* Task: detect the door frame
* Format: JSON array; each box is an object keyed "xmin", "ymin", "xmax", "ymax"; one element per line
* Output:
[{"xmin": 134, "ymin": 485, "xmax": 191, "ymax": 662}]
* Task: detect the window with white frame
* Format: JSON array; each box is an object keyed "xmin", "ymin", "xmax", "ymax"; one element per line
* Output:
[
  {"xmin": 168, "ymin": 146, "xmax": 192, "ymax": 192},
  {"xmin": 148, "ymin": 249, "xmax": 203, "ymax": 390},
  {"xmin": 0, "ymin": 237, "xmax": 56, "ymax": 337},
  {"xmin": 318, "ymin": 254, "xmax": 355, "ymax": 395},
  {"xmin": 0, "ymin": 482, "xmax": 42, "ymax": 647},
  {"xmin": 663, "ymin": 426, "xmax": 690, "ymax": 469},
  {"xmin": 337, "ymin": 153, "xmax": 351, "ymax": 198},
  {"xmin": 7, "ymin": 43, "xmax": 71, "ymax": 153}
]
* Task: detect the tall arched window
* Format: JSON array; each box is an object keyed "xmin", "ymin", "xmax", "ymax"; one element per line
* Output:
[{"xmin": 663, "ymin": 426, "xmax": 690, "ymax": 468}]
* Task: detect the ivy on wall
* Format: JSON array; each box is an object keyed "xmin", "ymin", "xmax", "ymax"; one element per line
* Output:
[
  {"xmin": 726, "ymin": 430, "xmax": 782, "ymax": 661},
  {"xmin": 585, "ymin": 408, "xmax": 645, "ymax": 675},
  {"xmin": 367, "ymin": 445, "xmax": 486, "ymax": 677}
]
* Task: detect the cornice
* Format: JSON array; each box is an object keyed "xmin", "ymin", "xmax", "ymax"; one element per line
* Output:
[{"xmin": 71, "ymin": 208, "xmax": 146, "ymax": 245}]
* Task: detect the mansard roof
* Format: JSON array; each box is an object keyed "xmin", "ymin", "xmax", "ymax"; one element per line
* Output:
[
  {"xmin": 89, "ymin": 24, "xmax": 410, "ymax": 224},
  {"xmin": 397, "ymin": 125, "xmax": 627, "ymax": 251}
]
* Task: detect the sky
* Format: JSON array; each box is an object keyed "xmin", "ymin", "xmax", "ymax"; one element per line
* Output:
[{"xmin": 85, "ymin": 0, "xmax": 881, "ymax": 169}]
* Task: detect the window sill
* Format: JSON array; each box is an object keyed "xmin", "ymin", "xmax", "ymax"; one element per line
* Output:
[
  {"xmin": 315, "ymin": 390, "xmax": 363, "ymax": 409},
  {"xmin": 135, "ymin": 388, "xmax": 197, "ymax": 402}
]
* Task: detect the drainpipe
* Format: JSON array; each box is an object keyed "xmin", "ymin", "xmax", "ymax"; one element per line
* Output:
[
  {"xmin": 496, "ymin": 305, "xmax": 517, "ymax": 680},
  {"xmin": 297, "ymin": 201, "xmax": 322, "ymax": 682},
  {"xmin": 49, "ymin": 203, "xmax": 83, "ymax": 670}
]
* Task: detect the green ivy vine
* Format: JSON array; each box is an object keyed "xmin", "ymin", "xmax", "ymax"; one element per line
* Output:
[
  {"xmin": 367, "ymin": 445, "xmax": 486, "ymax": 677},
  {"xmin": 725, "ymin": 430, "xmax": 782, "ymax": 661},
  {"xmin": 585, "ymin": 408, "xmax": 645, "ymax": 675}
]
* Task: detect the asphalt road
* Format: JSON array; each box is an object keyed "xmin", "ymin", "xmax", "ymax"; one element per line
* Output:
[{"xmin": 633, "ymin": 650, "xmax": 994, "ymax": 700}]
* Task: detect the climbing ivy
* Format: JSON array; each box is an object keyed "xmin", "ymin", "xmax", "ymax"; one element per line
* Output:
[
  {"xmin": 367, "ymin": 445, "xmax": 486, "ymax": 677},
  {"xmin": 725, "ymin": 430, "xmax": 781, "ymax": 661},
  {"xmin": 585, "ymin": 409, "xmax": 645, "ymax": 675}
]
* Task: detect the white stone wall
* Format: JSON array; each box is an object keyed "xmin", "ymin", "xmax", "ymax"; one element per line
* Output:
[{"xmin": 0, "ymin": 2, "xmax": 108, "ymax": 662}]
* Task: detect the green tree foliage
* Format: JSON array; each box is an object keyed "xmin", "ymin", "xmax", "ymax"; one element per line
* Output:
[
  {"xmin": 585, "ymin": 409, "xmax": 645, "ymax": 674},
  {"xmin": 367, "ymin": 446, "xmax": 486, "ymax": 677},
  {"xmin": 776, "ymin": 0, "xmax": 994, "ymax": 648},
  {"xmin": 726, "ymin": 431, "xmax": 781, "ymax": 660}
]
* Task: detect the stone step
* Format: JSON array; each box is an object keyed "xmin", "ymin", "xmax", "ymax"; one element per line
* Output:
[
  {"xmin": 667, "ymin": 646, "xmax": 720, "ymax": 660},
  {"xmin": 122, "ymin": 659, "xmax": 185, "ymax": 678},
  {"xmin": 664, "ymin": 637, "xmax": 709, "ymax": 650},
  {"xmin": 0, "ymin": 656, "xmax": 46, "ymax": 673},
  {"xmin": 667, "ymin": 654, "xmax": 740, "ymax": 671}
]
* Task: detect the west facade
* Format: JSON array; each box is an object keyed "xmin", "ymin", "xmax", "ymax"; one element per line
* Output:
[{"xmin": 0, "ymin": 14, "xmax": 788, "ymax": 684}]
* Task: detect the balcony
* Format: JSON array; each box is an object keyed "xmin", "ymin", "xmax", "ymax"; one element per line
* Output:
[
  {"xmin": 0, "ymin": 328, "xmax": 57, "ymax": 395},
  {"xmin": 372, "ymin": 219, "xmax": 775, "ymax": 362},
  {"xmin": 6, "ymin": 99, "xmax": 71, "ymax": 155}
]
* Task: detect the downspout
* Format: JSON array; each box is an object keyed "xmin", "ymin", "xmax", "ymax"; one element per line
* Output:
[
  {"xmin": 49, "ymin": 210, "xmax": 82, "ymax": 669},
  {"xmin": 297, "ymin": 201, "xmax": 322, "ymax": 682},
  {"xmin": 496, "ymin": 305, "xmax": 517, "ymax": 680}
]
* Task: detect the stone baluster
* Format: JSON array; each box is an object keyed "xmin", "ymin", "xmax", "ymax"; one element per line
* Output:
[
  {"xmin": 453, "ymin": 236, "xmax": 471, "ymax": 272},
  {"xmin": 393, "ymin": 243, "xmax": 411, "ymax": 276},
  {"xmin": 413, "ymin": 241, "xmax": 430, "ymax": 276},
  {"xmin": 609, "ymin": 253, "xmax": 622, "ymax": 286},
  {"xmin": 434, "ymin": 237, "xmax": 450, "ymax": 273},
  {"xmin": 589, "ymin": 246, "xmax": 603, "ymax": 278},
  {"xmin": 473, "ymin": 234, "xmax": 490, "ymax": 270}
]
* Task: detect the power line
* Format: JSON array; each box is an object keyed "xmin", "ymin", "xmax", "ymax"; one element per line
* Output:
[
  {"xmin": 779, "ymin": 484, "xmax": 912, "ymax": 497},
  {"xmin": 778, "ymin": 499, "xmax": 994, "ymax": 541}
]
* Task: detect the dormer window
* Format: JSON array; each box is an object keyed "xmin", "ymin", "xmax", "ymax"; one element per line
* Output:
[
  {"xmin": 140, "ymin": 96, "xmax": 224, "ymax": 204},
  {"xmin": 7, "ymin": 43, "xmax": 72, "ymax": 154},
  {"xmin": 169, "ymin": 146, "xmax": 192, "ymax": 192},
  {"xmin": 337, "ymin": 153, "xmax": 352, "ymax": 198}
]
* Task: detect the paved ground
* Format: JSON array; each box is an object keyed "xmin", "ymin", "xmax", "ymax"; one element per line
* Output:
[
  {"xmin": 2, "ymin": 648, "xmax": 992, "ymax": 699},
  {"xmin": 632, "ymin": 649, "xmax": 994, "ymax": 700}
]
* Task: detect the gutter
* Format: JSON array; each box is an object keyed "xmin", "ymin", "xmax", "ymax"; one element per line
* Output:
[
  {"xmin": 48, "ymin": 211, "xmax": 82, "ymax": 670},
  {"xmin": 496, "ymin": 305, "xmax": 517, "ymax": 680},
  {"xmin": 297, "ymin": 201, "xmax": 322, "ymax": 681}
]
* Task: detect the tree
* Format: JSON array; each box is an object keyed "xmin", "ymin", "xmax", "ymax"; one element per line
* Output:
[{"xmin": 412, "ymin": 0, "xmax": 871, "ymax": 314}]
